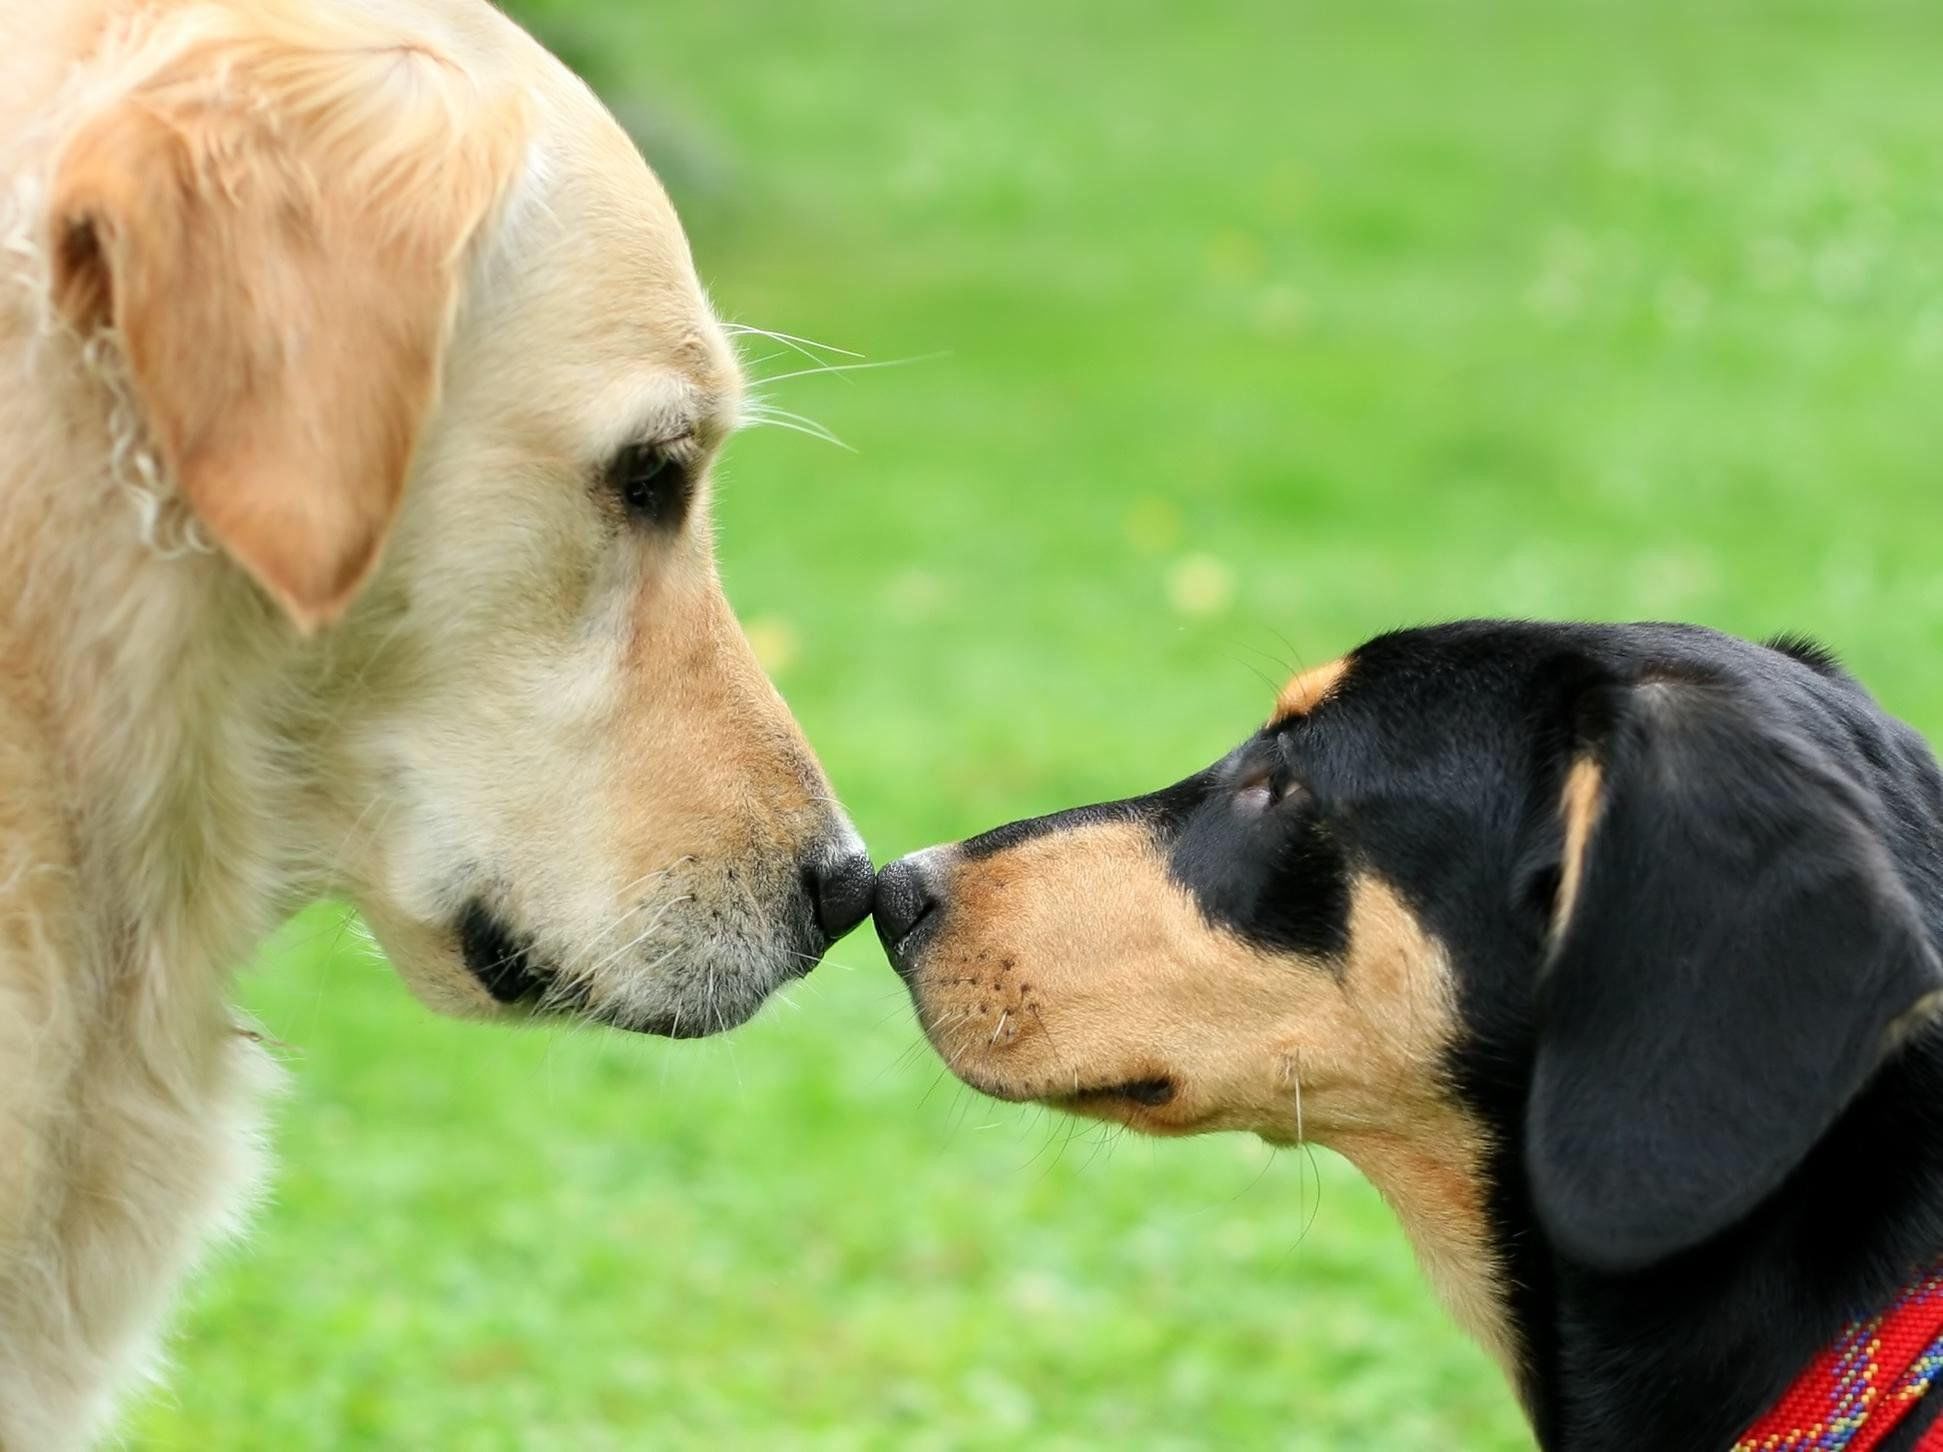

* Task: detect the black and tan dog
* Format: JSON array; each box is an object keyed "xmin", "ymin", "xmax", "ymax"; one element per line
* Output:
[{"xmin": 876, "ymin": 621, "xmax": 1943, "ymax": 1452}]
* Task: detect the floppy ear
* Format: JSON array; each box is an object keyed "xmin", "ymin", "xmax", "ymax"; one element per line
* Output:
[
  {"xmin": 47, "ymin": 13, "xmax": 524, "ymax": 630},
  {"xmin": 1525, "ymin": 678, "xmax": 1942, "ymax": 1273}
]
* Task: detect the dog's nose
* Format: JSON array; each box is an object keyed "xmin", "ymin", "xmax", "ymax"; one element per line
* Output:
[
  {"xmin": 805, "ymin": 843, "xmax": 876, "ymax": 941},
  {"xmin": 874, "ymin": 853, "xmax": 943, "ymax": 973}
]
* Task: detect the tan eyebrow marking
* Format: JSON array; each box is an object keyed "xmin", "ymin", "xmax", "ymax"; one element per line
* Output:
[{"xmin": 1270, "ymin": 658, "xmax": 1349, "ymax": 725}]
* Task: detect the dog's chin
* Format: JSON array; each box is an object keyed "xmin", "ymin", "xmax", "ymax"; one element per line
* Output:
[
  {"xmin": 919, "ymin": 1037, "xmax": 1190, "ymax": 1129},
  {"xmin": 360, "ymin": 896, "xmax": 818, "ymax": 1037},
  {"xmin": 452, "ymin": 897, "xmax": 815, "ymax": 1038},
  {"xmin": 954, "ymin": 1064, "xmax": 1183, "ymax": 1116},
  {"xmin": 905, "ymin": 1009, "xmax": 1199, "ymax": 1136}
]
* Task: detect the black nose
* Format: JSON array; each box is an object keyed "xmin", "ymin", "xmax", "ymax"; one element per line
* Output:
[
  {"xmin": 805, "ymin": 845, "xmax": 875, "ymax": 941},
  {"xmin": 873, "ymin": 854, "xmax": 942, "ymax": 973}
]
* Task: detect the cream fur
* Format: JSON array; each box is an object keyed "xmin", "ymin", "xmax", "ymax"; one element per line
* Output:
[{"xmin": 0, "ymin": 2, "xmax": 855, "ymax": 1446}]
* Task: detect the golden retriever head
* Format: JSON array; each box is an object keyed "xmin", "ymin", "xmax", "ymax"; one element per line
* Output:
[{"xmin": 21, "ymin": 0, "xmax": 870, "ymax": 1033}]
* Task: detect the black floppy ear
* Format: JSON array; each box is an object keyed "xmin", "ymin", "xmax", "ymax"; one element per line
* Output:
[{"xmin": 1525, "ymin": 677, "xmax": 1941, "ymax": 1273}]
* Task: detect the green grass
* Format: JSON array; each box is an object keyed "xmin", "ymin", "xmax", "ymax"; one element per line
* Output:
[{"xmin": 131, "ymin": 1, "xmax": 1943, "ymax": 1447}]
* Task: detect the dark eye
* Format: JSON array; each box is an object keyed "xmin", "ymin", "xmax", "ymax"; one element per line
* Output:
[{"xmin": 606, "ymin": 442, "xmax": 693, "ymax": 528}]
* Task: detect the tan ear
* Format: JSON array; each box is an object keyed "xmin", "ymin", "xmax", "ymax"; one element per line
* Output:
[{"xmin": 49, "ymin": 11, "xmax": 526, "ymax": 630}]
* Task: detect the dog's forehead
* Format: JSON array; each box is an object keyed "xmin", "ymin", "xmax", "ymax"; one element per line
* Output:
[
  {"xmin": 520, "ymin": 137, "xmax": 734, "ymax": 374},
  {"xmin": 1259, "ymin": 626, "xmax": 1589, "ymax": 805},
  {"xmin": 1267, "ymin": 621, "xmax": 1625, "ymax": 743},
  {"xmin": 458, "ymin": 73, "xmax": 740, "ymax": 449},
  {"xmin": 1263, "ymin": 637, "xmax": 1509, "ymax": 758}
]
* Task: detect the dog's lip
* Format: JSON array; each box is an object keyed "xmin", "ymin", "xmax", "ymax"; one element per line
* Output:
[
  {"xmin": 946, "ymin": 1062, "xmax": 1181, "ymax": 1111},
  {"xmin": 455, "ymin": 896, "xmax": 830, "ymax": 1036},
  {"xmin": 456, "ymin": 899, "xmax": 816, "ymax": 1037},
  {"xmin": 873, "ymin": 912, "xmax": 932, "ymax": 971},
  {"xmin": 789, "ymin": 919, "xmax": 846, "ymax": 978},
  {"xmin": 879, "ymin": 934, "xmax": 917, "ymax": 979},
  {"xmin": 457, "ymin": 899, "xmax": 554, "ymax": 1005},
  {"xmin": 1055, "ymin": 1076, "xmax": 1178, "ymax": 1110}
]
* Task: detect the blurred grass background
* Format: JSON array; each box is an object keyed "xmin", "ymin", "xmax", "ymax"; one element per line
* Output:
[{"xmin": 132, "ymin": 1, "xmax": 1943, "ymax": 1447}]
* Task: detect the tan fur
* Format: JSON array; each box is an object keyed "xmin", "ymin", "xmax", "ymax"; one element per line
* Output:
[
  {"xmin": 906, "ymin": 827, "xmax": 1517, "ymax": 1377},
  {"xmin": 0, "ymin": 2, "xmax": 854, "ymax": 1444},
  {"xmin": 1271, "ymin": 657, "xmax": 1348, "ymax": 724},
  {"xmin": 1553, "ymin": 757, "xmax": 1604, "ymax": 944}
]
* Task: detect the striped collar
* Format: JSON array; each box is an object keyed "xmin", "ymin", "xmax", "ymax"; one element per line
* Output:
[{"xmin": 1734, "ymin": 1266, "xmax": 1943, "ymax": 1452}]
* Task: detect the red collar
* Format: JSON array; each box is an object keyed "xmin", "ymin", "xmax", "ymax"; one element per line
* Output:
[{"xmin": 1734, "ymin": 1266, "xmax": 1943, "ymax": 1451}]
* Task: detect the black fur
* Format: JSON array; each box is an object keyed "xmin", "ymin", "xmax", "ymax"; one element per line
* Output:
[
  {"xmin": 1010, "ymin": 620, "xmax": 1943, "ymax": 1450},
  {"xmin": 1336, "ymin": 624, "xmax": 1943, "ymax": 1450},
  {"xmin": 1526, "ymin": 676, "xmax": 1940, "ymax": 1274},
  {"xmin": 457, "ymin": 899, "xmax": 550, "ymax": 1003},
  {"xmin": 1763, "ymin": 630, "xmax": 1847, "ymax": 677}
]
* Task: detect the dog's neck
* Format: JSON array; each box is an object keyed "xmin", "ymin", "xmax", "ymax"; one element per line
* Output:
[
  {"xmin": 1340, "ymin": 1115, "xmax": 1524, "ymax": 1386},
  {"xmin": 0, "ymin": 320, "xmax": 326, "ymax": 1019},
  {"xmin": 1497, "ymin": 1030, "xmax": 1943, "ymax": 1452},
  {"xmin": 0, "ymin": 280, "xmax": 316, "ymax": 1443}
]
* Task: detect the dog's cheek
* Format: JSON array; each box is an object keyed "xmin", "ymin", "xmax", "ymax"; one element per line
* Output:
[{"xmin": 357, "ymin": 901, "xmax": 502, "ymax": 1020}]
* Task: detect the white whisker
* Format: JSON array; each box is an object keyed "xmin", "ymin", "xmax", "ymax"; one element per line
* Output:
[
  {"xmin": 735, "ymin": 411, "xmax": 855, "ymax": 453},
  {"xmin": 748, "ymin": 352, "xmax": 945, "ymax": 388},
  {"xmin": 721, "ymin": 322, "xmax": 863, "ymax": 365}
]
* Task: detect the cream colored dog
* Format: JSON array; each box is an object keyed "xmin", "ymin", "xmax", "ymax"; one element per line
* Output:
[{"xmin": 0, "ymin": 1, "xmax": 874, "ymax": 1445}]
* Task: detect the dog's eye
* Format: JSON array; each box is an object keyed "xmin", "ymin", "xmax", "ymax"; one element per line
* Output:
[
  {"xmin": 606, "ymin": 442, "xmax": 693, "ymax": 528},
  {"xmin": 1236, "ymin": 770, "xmax": 1299, "ymax": 816}
]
